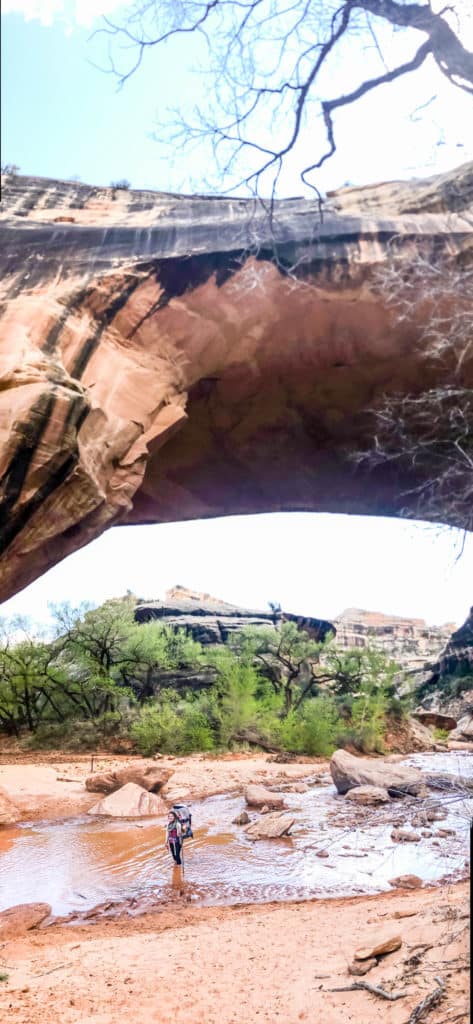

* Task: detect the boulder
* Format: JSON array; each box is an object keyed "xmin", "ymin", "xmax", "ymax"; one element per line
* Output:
[
  {"xmin": 388, "ymin": 874, "xmax": 423, "ymax": 889},
  {"xmin": 0, "ymin": 903, "xmax": 51, "ymax": 940},
  {"xmin": 0, "ymin": 786, "xmax": 19, "ymax": 825},
  {"xmin": 406, "ymin": 718, "xmax": 435, "ymax": 751},
  {"xmin": 85, "ymin": 762, "xmax": 171, "ymax": 795},
  {"xmin": 354, "ymin": 935, "xmax": 402, "ymax": 960},
  {"xmin": 330, "ymin": 749, "xmax": 423, "ymax": 796},
  {"xmin": 391, "ymin": 828, "xmax": 421, "ymax": 843},
  {"xmin": 244, "ymin": 811, "xmax": 295, "ymax": 840},
  {"xmin": 450, "ymin": 715, "xmax": 473, "ymax": 740},
  {"xmin": 244, "ymin": 784, "xmax": 285, "ymax": 810},
  {"xmin": 345, "ymin": 785, "xmax": 390, "ymax": 805},
  {"xmin": 88, "ymin": 782, "xmax": 168, "ymax": 817}
]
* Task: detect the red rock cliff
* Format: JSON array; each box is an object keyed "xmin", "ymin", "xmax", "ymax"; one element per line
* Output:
[{"xmin": 0, "ymin": 164, "xmax": 472, "ymax": 602}]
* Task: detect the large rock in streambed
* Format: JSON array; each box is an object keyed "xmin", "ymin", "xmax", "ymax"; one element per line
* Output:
[
  {"xmin": 0, "ymin": 903, "xmax": 51, "ymax": 940},
  {"xmin": 0, "ymin": 786, "xmax": 20, "ymax": 825},
  {"xmin": 85, "ymin": 762, "xmax": 171, "ymax": 795},
  {"xmin": 244, "ymin": 811, "xmax": 295, "ymax": 840},
  {"xmin": 244, "ymin": 784, "xmax": 285, "ymax": 810},
  {"xmin": 88, "ymin": 782, "xmax": 168, "ymax": 817},
  {"xmin": 449, "ymin": 713, "xmax": 473, "ymax": 740},
  {"xmin": 330, "ymin": 749, "xmax": 423, "ymax": 796}
]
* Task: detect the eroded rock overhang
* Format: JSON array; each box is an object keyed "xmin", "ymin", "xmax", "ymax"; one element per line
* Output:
[{"xmin": 0, "ymin": 163, "xmax": 472, "ymax": 603}]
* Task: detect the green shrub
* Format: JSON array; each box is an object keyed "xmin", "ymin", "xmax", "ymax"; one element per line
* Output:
[
  {"xmin": 131, "ymin": 693, "xmax": 216, "ymax": 755},
  {"xmin": 433, "ymin": 726, "xmax": 450, "ymax": 742},
  {"xmin": 271, "ymin": 696, "xmax": 339, "ymax": 756}
]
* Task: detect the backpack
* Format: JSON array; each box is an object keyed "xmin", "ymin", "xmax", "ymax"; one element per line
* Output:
[{"xmin": 172, "ymin": 803, "xmax": 193, "ymax": 838}]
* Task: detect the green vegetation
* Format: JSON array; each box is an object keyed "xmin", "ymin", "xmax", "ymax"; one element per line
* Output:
[
  {"xmin": 433, "ymin": 727, "xmax": 450, "ymax": 743},
  {"xmin": 0, "ymin": 599, "xmax": 405, "ymax": 756}
]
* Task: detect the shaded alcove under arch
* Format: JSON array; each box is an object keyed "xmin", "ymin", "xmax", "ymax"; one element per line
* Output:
[{"xmin": 0, "ymin": 163, "xmax": 472, "ymax": 602}]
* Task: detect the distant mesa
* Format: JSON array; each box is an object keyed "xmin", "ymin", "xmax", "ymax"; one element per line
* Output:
[{"xmin": 134, "ymin": 585, "xmax": 334, "ymax": 645}]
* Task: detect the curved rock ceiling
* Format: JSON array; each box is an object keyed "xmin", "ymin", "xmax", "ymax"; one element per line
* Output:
[{"xmin": 0, "ymin": 164, "xmax": 472, "ymax": 602}]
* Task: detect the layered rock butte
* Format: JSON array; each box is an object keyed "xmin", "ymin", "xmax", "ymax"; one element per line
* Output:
[{"xmin": 1, "ymin": 163, "xmax": 472, "ymax": 602}]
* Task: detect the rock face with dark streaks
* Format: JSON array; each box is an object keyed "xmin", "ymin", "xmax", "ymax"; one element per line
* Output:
[
  {"xmin": 1, "ymin": 164, "xmax": 472, "ymax": 602},
  {"xmin": 415, "ymin": 607, "xmax": 473, "ymax": 716}
]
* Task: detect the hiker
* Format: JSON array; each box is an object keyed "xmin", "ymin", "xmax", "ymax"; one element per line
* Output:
[{"xmin": 165, "ymin": 810, "xmax": 183, "ymax": 866}]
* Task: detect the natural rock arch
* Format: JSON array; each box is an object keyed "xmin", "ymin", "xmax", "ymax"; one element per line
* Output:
[{"xmin": 0, "ymin": 163, "xmax": 472, "ymax": 603}]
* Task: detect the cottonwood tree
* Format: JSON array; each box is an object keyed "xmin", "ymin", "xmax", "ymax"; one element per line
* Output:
[{"xmin": 98, "ymin": 1, "xmax": 473, "ymax": 199}]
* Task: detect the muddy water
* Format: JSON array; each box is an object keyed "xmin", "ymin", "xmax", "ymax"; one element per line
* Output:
[{"xmin": 0, "ymin": 752, "xmax": 470, "ymax": 917}]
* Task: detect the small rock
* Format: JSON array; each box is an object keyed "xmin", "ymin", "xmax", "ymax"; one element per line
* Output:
[
  {"xmin": 232, "ymin": 811, "xmax": 250, "ymax": 826},
  {"xmin": 391, "ymin": 828, "xmax": 421, "ymax": 843},
  {"xmin": 421, "ymin": 830, "xmax": 432, "ymax": 837},
  {"xmin": 244, "ymin": 784, "xmax": 285, "ymax": 810},
  {"xmin": 345, "ymin": 785, "xmax": 390, "ymax": 805},
  {"xmin": 0, "ymin": 903, "xmax": 51, "ymax": 940},
  {"xmin": 244, "ymin": 811, "xmax": 295, "ymax": 840},
  {"xmin": 292, "ymin": 783, "xmax": 309, "ymax": 793},
  {"xmin": 388, "ymin": 874, "xmax": 423, "ymax": 889},
  {"xmin": 349, "ymin": 958, "xmax": 377, "ymax": 975},
  {"xmin": 393, "ymin": 909, "xmax": 418, "ymax": 919},
  {"xmin": 260, "ymin": 805, "xmax": 270, "ymax": 814},
  {"xmin": 434, "ymin": 828, "xmax": 455, "ymax": 838},
  {"xmin": 315, "ymin": 850, "xmax": 329, "ymax": 858},
  {"xmin": 355, "ymin": 935, "xmax": 402, "ymax": 960}
]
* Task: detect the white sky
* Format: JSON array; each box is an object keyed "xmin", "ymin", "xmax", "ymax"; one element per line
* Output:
[
  {"xmin": 2, "ymin": 2, "xmax": 472, "ymax": 630},
  {"xmin": 2, "ymin": 515, "xmax": 471, "ymax": 629}
]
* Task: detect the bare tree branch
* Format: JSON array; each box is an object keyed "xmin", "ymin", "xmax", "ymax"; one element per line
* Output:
[{"xmin": 95, "ymin": 0, "xmax": 473, "ymax": 199}]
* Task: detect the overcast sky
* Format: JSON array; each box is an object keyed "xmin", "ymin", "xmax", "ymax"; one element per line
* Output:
[{"xmin": 2, "ymin": 2, "xmax": 472, "ymax": 628}]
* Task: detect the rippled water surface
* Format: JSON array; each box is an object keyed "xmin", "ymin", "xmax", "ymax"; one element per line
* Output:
[{"xmin": 0, "ymin": 752, "xmax": 470, "ymax": 916}]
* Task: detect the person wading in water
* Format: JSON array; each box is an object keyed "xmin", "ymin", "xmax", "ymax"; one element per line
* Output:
[{"xmin": 165, "ymin": 810, "xmax": 183, "ymax": 866}]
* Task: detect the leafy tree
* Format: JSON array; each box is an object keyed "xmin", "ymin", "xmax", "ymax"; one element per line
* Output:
[
  {"xmin": 324, "ymin": 645, "xmax": 399, "ymax": 698},
  {"xmin": 0, "ymin": 623, "xmax": 65, "ymax": 734},
  {"xmin": 99, "ymin": 1, "xmax": 473, "ymax": 197},
  {"xmin": 52, "ymin": 599, "xmax": 204, "ymax": 705},
  {"xmin": 207, "ymin": 645, "xmax": 265, "ymax": 743},
  {"xmin": 233, "ymin": 621, "xmax": 329, "ymax": 715},
  {"xmin": 118, "ymin": 622, "xmax": 204, "ymax": 701}
]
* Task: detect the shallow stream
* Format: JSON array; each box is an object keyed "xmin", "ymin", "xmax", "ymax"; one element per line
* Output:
[{"xmin": 0, "ymin": 752, "xmax": 470, "ymax": 918}]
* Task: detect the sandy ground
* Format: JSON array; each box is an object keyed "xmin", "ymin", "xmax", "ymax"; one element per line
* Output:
[
  {"xmin": 0, "ymin": 883, "xmax": 468, "ymax": 1024},
  {"xmin": 0, "ymin": 752, "xmax": 324, "ymax": 819}
]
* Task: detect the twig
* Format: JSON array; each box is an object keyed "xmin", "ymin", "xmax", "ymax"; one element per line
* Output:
[
  {"xmin": 435, "ymin": 1013, "xmax": 468, "ymax": 1024},
  {"xmin": 329, "ymin": 982, "xmax": 408, "ymax": 1000},
  {"xmin": 408, "ymin": 977, "xmax": 446, "ymax": 1023},
  {"xmin": 35, "ymin": 962, "xmax": 74, "ymax": 977}
]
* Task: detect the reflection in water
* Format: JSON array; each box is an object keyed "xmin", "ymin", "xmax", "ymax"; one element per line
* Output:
[{"xmin": 0, "ymin": 752, "xmax": 470, "ymax": 916}]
